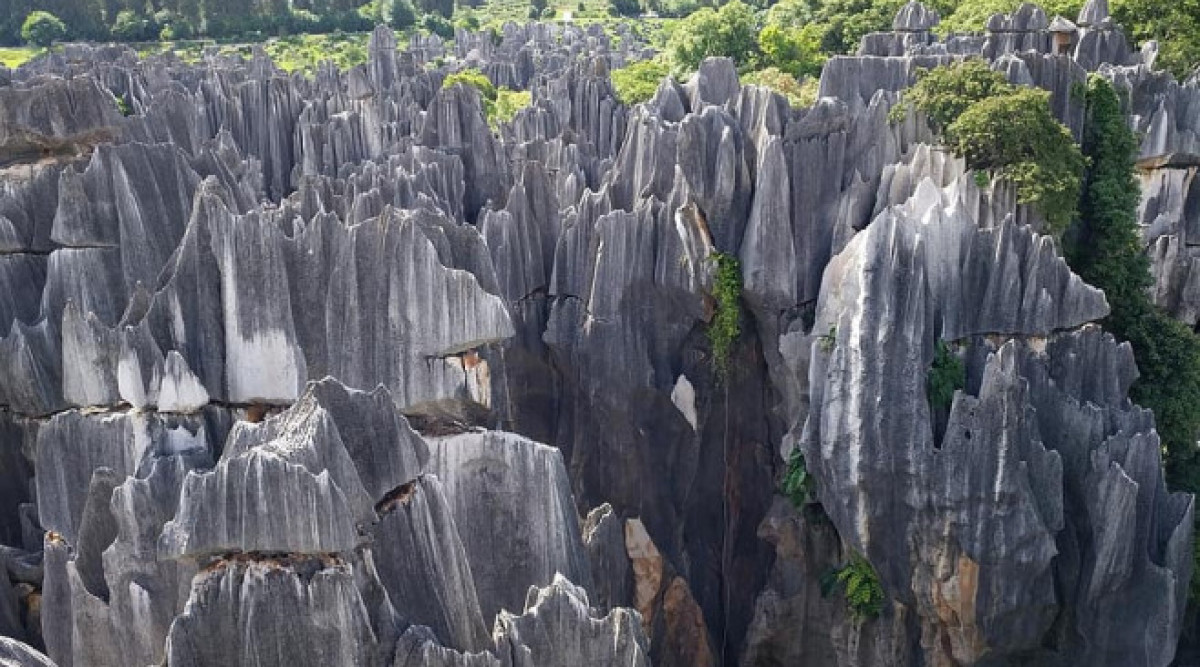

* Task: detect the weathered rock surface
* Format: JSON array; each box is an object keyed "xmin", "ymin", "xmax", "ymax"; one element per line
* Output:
[
  {"xmin": 0, "ymin": 638, "xmax": 54, "ymax": 667},
  {"xmin": 0, "ymin": 7, "xmax": 1196, "ymax": 667},
  {"xmin": 426, "ymin": 431, "xmax": 592, "ymax": 622},
  {"xmin": 493, "ymin": 575, "xmax": 650, "ymax": 667}
]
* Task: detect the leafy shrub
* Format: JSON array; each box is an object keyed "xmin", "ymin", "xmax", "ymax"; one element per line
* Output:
[
  {"xmin": 115, "ymin": 94, "xmax": 133, "ymax": 116},
  {"xmin": 835, "ymin": 553, "xmax": 885, "ymax": 621},
  {"xmin": 819, "ymin": 325, "xmax": 836, "ymax": 352},
  {"xmin": 417, "ymin": 0, "xmax": 455, "ymax": 19},
  {"xmin": 927, "ymin": 340, "xmax": 964, "ymax": 412},
  {"xmin": 742, "ymin": 67, "xmax": 820, "ymax": 108},
  {"xmin": 21, "ymin": 11, "xmax": 66, "ymax": 47},
  {"xmin": 610, "ymin": 57, "xmax": 671, "ymax": 105},
  {"xmin": 491, "ymin": 88, "xmax": 531, "ymax": 127},
  {"xmin": 783, "ymin": 446, "xmax": 812, "ymax": 508},
  {"xmin": 708, "ymin": 252, "xmax": 743, "ymax": 376},
  {"xmin": 444, "ymin": 68, "xmax": 497, "ymax": 99}
]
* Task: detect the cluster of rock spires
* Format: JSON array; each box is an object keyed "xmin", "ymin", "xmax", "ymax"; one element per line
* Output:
[{"xmin": 0, "ymin": 1, "xmax": 1197, "ymax": 665}]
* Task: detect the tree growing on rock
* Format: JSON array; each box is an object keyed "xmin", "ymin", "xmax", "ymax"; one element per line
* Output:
[
  {"xmin": 892, "ymin": 60, "xmax": 1015, "ymax": 132},
  {"xmin": 1068, "ymin": 76, "xmax": 1200, "ymax": 499},
  {"xmin": 946, "ymin": 87, "xmax": 1085, "ymax": 236},
  {"xmin": 897, "ymin": 60, "xmax": 1085, "ymax": 237}
]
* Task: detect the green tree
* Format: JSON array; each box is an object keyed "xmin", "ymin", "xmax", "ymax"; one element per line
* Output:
[
  {"xmin": 894, "ymin": 60, "xmax": 1015, "ymax": 132},
  {"xmin": 43, "ymin": 0, "xmax": 105, "ymax": 40},
  {"xmin": 667, "ymin": 0, "xmax": 758, "ymax": 72},
  {"xmin": 611, "ymin": 57, "xmax": 671, "ymax": 105},
  {"xmin": 110, "ymin": 9, "xmax": 156, "ymax": 41},
  {"xmin": 946, "ymin": 87, "xmax": 1085, "ymax": 236},
  {"xmin": 762, "ymin": 0, "xmax": 955, "ymax": 55},
  {"xmin": 938, "ymin": 0, "xmax": 1084, "ymax": 35},
  {"xmin": 391, "ymin": 0, "xmax": 417, "ymax": 29},
  {"xmin": 20, "ymin": 10, "xmax": 65, "ymax": 46},
  {"xmin": 757, "ymin": 22, "xmax": 825, "ymax": 77},
  {"xmin": 1111, "ymin": 0, "xmax": 1200, "ymax": 79},
  {"xmin": 608, "ymin": 0, "xmax": 641, "ymax": 17},
  {"xmin": 1068, "ymin": 76, "xmax": 1200, "ymax": 493}
]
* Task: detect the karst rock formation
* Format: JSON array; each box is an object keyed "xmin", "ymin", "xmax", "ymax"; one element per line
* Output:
[{"xmin": 0, "ymin": 3, "xmax": 1197, "ymax": 666}]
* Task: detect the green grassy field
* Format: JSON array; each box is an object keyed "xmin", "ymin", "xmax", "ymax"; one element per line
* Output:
[{"xmin": 0, "ymin": 46, "xmax": 41, "ymax": 68}]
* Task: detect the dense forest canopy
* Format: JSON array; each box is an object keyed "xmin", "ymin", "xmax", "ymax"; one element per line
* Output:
[{"xmin": 0, "ymin": 0, "xmax": 1195, "ymax": 78}]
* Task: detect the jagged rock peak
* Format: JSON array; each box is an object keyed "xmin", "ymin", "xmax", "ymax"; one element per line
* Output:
[
  {"xmin": 1077, "ymin": 0, "xmax": 1110, "ymax": 26},
  {"xmin": 493, "ymin": 574, "xmax": 650, "ymax": 667},
  {"xmin": 893, "ymin": 1, "xmax": 940, "ymax": 32}
]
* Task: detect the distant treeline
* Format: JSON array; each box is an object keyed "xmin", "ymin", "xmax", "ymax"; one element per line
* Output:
[
  {"xmin": 0, "ymin": 0, "xmax": 430, "ymax": 45},
  {"xmin": 1, "ymin": 0, "xmax": 1195, "ymax": 78}
]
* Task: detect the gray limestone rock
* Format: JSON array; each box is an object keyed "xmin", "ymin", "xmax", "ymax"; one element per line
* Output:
[
  {"xmin": 0, "ymin": 11, "xmax": 1196, "ymax": 667},
  {"xmin": 792, "ymin": 163, "xmax": 1188, "ymax": 665},
  {"xmin": 0, "ymin": 77, "xmax": 122, "ymax": 156},
  {"xmin": 164, "ymin": 557, "xmax": 387, "ymax": 667},
  {"xmin": 581, "ymin": 504, "xmax": 633, "ymax": 612},
  {"xmin": 493, "ymin": 575, "xmax": 649, "ymax": 667},
  {"xmin": 372, "ymin": 476, "xmax": 490, "ymax": 652},
  {"xmin": 426, "ymin": 431, "xmax": 592, "ymax": 622},
  {"xmin": 160, "ymin": 439, "xmax": 361, "ymax": 559},
  {"xmin": 893, "ymin": 2, "xmax": 940, "ymax": 31},
  {"xmin": 0, "ymin": 638, "xmax": 55, "ymax": 667},
  {"xmin": 391, "ymin": 626, "xmax": 500, "ymax": 667}
]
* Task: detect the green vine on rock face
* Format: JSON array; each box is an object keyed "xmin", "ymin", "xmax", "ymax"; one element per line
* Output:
[
  {"xmin": 708, "ymin": 252, "xmax": 742, "ymax": 377},
  {"xmin": 783, "ymin": 446, "xmax": 812, "ymax": 509},
  {"xmin": 927, "ymin": 340, "xmax": 965, "ymax": 412},
  {"xmin": 819, "ymin": 325, "xmax": 837, "ymax": 352},
  {"xmin": 834, "ymin": 553, "xmax": 885, "ymax": 622}
]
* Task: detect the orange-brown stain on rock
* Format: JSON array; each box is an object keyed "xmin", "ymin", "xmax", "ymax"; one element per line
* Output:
[
  {"xmin": 929, "ymin": 553, "xmax": 987, "ymax": 665},
  {"xmin": 245, "ymin": 403, "xmax": 267, "ymax": 423},
  {"xmin": 662, "ymin": 576, "xmax": 716, "ymax": 667},
  {"xmin": 624, "ymin": 518, "xmax": 663, "ymax": 633}
]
